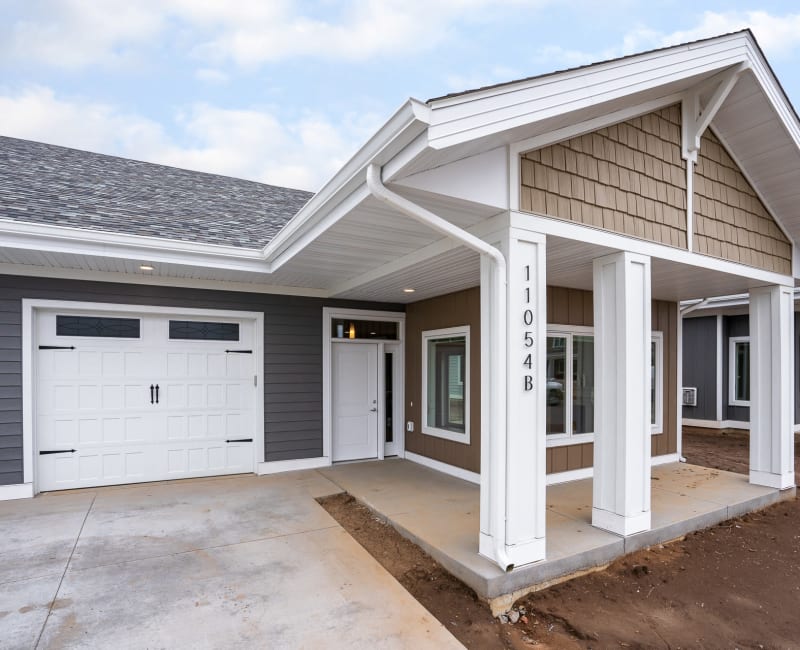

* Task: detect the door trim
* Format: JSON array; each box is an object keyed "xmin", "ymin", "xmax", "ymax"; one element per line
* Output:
[
  {"xmin": 322, "ymin": 307, "xmax": 405, "ymax": 464},
  {"xmin": 22, "ymin": 299, "xmax": 265, "ymax": 495}
]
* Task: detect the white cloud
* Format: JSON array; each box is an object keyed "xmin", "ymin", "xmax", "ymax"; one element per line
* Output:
[
  {"xmin": 533, "ymin": 10, "xmax": 800, "ymax": 70},
  {"xmin": 194, "ymin": 68, "xmax": 229, "ymax": 84},
  {"xmin": 0, "ymin": 86, "xmax": 377, "ymax": 191},
  {"xmin": 3, "ymin": 0, "xmax": 541, "ymax": 68}
]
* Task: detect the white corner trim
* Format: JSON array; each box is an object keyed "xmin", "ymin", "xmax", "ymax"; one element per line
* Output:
[
  {"xmin": 0, "ymin": 483, "xmax": 34, "ymax": 501},
  {"xmin": 651, "ymin": 453, "xmax": 681, "ymax": 466},
  {"xmin": 546, "ymin": 467, "xmax": 593, "ymax": 485},
  {"xmin": 404, "ymin": 451, "xmax": 480, "ymax": 484},
  {"xmin": 257, "ymin": 457, "xmax": 331, "ymax": 475}
]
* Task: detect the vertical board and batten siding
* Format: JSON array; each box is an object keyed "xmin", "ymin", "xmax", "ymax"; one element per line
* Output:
[
  {"xmin": 405, "ymin": 287, "xmax": 481, "ymax": 473},
  {"xmin": 694, "ymin": 130, "xmax": 792, "ymax": 275},
  {"xmin": 681, "ymin": 316, "xmax": 719, "ymax": 421},
  {"xmin": 405, "ymin": 285, "xmax": 678, "ymax": 475},
  {"xmin": 722, "ymin": 314, "xmax": 750, "ymax": 423},
  {"xmin": 520, "ymin": 105, "xmax": 688, "ymax": 248},
  {"xmin": 0, "ymin": 274, "xmax": 402, "ymax": 485}
]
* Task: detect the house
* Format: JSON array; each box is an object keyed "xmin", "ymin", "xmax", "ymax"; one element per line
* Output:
[
  {"xmin": 681, "ymin": 289, "xmax": 800, "ymax": 431},
  {"xmin": 0, "ymin": 30, "xmax": 797, "ymax": 574}
]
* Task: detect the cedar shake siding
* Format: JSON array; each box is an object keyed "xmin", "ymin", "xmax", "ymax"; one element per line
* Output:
[
  {"xmin": 0, "ymin": 275, "xmax": 402, "ymax": 485},
  {"xmin": 694, "ymin": 130, "xmax": 792, "ymax": 275},
  {"xmin": 405, "ymin": 286, "xmax": 678, "ymax": 475},
  {"xmin": 520, "ymin": 105, "xmax": 687, "ymax": 248}
]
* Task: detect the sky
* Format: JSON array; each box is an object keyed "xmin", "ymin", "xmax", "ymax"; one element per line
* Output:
[{"xmin": 2, "ymin": 1, "xmax": 800, "ymax": 192}]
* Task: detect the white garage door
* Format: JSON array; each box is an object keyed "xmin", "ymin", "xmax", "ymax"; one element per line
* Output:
[{"xmin": 35, "ymin": 308, "xmax": 257, "ymax": 491}]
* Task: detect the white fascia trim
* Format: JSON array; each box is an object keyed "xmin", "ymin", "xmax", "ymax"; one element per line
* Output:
[
  {"xmin": 0, "ymin": 483, "xmax": 34, "ymax": 501},
  {"xmin": 509, "ymin": 93, "xmax": 684, "ymax": 158},
  {"xmin": 257, "ymin": 457, "xmax": 331, "ymax": 475},
  {"xmin": 510, "ymin": 210, "xmax": 794, "ymax": 286},
  {"xmin": 0, "ymin": 263, "xmax": 329, "ymax": 298},
  {"xmin": 428, "ymin": 33, "xmax": 752, "ymax": 148},
  {"xmin": 404, "ymin": 451, "xmax": 480, "ymax": 485},
  {"xmin": 0, "ymin": 219, "xmax": 269, "ymax": 274},
  {"xmin": 262, "ymin": 100, "xmax": 431, "ymax": 262}
]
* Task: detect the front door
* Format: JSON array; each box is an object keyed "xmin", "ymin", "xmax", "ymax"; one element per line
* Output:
[{"xmin": 332, "ymin": 343, "xmax": 378, "ymax": 461}]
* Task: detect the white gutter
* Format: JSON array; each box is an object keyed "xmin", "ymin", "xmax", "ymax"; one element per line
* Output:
[{"xmin": 365, "ymin": 164, "xmax": 514, "ymax": 572}]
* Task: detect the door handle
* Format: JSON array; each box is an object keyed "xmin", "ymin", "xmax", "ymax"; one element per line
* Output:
[
  {"xmin": 155, "ymin": 384, "xmax": 160, "ymax": 404},
  {"xmin": 150, "ymin": 384, "xmax": 154, "ymax": 404},
  {"xmin": 369, "ymin": 407, "xmax": 377, "ymax": 412}
]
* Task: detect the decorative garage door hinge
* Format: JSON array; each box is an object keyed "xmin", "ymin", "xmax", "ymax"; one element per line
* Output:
[
  {"xmin": 225, "ymin": 438, "xmax": 253, "ymax": 443},
  {"xmin": 225, "ymin": 349, "xmax": 252, "ymax": 354},
  {"xmin": 38, "ymin": 345, "xmax": 76, "ymax": 350},
  {"xmin": 39, "ymin": 449, "xmax": 77, "ymax": 455}
]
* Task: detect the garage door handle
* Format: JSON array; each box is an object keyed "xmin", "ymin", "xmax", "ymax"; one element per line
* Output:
[
  {"xmin": 40, "ymin": 449, "xmax": 76, "ymax": 455},
  {"xmin": 226, "ymin": 438, "xmax": 253, "ymax": 443},
  {"xmin": 150, "ymin": 384, "xmax": 154, "ymax": 404}
]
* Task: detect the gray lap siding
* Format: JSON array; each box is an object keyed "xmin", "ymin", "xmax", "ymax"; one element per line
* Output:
[{"xmin": 0, "ymin": 274, "xmax": 402, "ymax": 485}]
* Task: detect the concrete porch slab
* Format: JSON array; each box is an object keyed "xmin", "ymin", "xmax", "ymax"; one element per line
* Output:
[{"xmin": 319, "ymin": 459, "xmax": 794, "ymax": 609}]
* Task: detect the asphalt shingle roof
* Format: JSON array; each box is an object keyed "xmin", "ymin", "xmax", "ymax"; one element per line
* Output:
[{"xmin": 0, "ymin": 136, "xmax": 314, "ymax": 249}]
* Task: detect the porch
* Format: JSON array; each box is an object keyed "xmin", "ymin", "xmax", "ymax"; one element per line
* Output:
[{"xmin": 319, "ymin": 458, "xmax": 793, "ymax": 614}]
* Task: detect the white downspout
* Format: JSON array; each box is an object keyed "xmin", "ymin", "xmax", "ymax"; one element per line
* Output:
[{"xmin": 365, "ymin": 164, "xmax": 514, "ymax": 572}]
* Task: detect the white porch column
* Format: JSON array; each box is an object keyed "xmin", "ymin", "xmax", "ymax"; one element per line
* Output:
[
  {"xmin": 749, "ymin": 285, "xmax": 795, "ymax": 490},
  {"xmin": 479, "ymin": 226, "xmax": 547, "ymax": 570},
  {"xmin": 592, "ymin": 251, "xmax": 652, "ymax": 536}
]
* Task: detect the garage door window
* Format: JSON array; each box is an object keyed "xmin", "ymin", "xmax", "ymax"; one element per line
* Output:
[
  {"xmin": 169, "ymin": 320, "xmax": 240, "ymax": 341},
  {"xmin": 56, "ymin": 315, "xmax": 140, "ymax": 338}
]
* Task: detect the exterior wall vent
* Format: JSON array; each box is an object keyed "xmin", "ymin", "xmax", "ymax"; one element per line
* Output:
[{"xmin": 682, "ymin": 387, "xmax": 698, "ymax": 407}]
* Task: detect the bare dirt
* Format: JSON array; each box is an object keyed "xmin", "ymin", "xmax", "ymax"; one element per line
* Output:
[{"xmin": 319, "ymin": 429, "xmax": 800, "ymax": 649}]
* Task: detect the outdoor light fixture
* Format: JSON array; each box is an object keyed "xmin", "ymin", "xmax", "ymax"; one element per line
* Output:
[
  {"xmin": 139, "ymin": 264, "xmax": 155, "ymax": 271},
  {"xmin": 348, "ymin": 323, "xmax": 356, "ymax": 339},
  {"xmin": 403, "ymin": 288, "xmax": 415, "ymax": 293}
]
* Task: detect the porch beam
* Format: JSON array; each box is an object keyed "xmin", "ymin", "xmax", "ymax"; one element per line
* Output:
[
  {"xmin": 592, "ymin": 251, "xmax": 652, "ymax": 536},
  {"xmin": 749, "ymin": 284, "xmax": 795, "ymax": 489}
]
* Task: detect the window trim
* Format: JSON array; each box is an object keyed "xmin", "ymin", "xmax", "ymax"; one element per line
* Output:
[
  {"xmin": 728, "ymin": 336, "xmax": 751, "ymax": 407},
  {"xmin": 651, "ymin": 331, "xmax": 664, "ymax": 434},
  {"xmin": 421, "ymin": 325, "xmax": 470, "ymax": 445}
]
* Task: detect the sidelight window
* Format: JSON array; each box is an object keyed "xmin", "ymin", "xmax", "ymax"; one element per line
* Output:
[
  {"xmin": 729, "ymin": 337, "xmax": 750, "ymax": 407},
  {"xmin": 422, "ymin": 326, "xmax": 470, "ymax": 444}
]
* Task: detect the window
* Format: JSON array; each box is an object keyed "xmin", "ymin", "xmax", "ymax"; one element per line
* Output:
[
  {"xmin": 729, "ymin": 337, "xmax": 750, "ymax": 406},
  {"xmin": 422, "ymin": 326, "xmax": 469, "ymax": 444},
  {"xmin": 546, "ymin": 326, "xmax": 663, "ymax": 445},
  {"xmin": 546, "ymin": 328, "xmax": 594, "ymax": 443},
  {"xmin": 651, "ymin": 332, "xmax": 664, "ymax": 434},
  {"xmin": 57, "ymin": 315, "xmax": 140, "ymax": 338},
  {"xmin": 169, "ymin": 320, "xmax": 239, "ymax": 341}
]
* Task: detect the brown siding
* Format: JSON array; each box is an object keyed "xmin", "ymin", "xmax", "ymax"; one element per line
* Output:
[
  {"xmin": 520, "ymin": 105, "xmax": 687, "ymax": 248},
  {"xmin": 405, "ymin": 286, "xmax": 678, "ymax": 474},
  {"xmin": 405, "ymin": 287, "xmax": 481, "ymax": 472},
  {"xmin": 694, "ymin": 130, "xmax": 792, "ymax": 275}
]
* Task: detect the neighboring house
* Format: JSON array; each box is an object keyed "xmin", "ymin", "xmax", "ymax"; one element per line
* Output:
[
  {"xmin": 0, "ymin": 30, "xmax": 797, "ymax": 572},
  {"xmin": 681, "ymin": 290, "xmax": 800, "ymax": 431}
]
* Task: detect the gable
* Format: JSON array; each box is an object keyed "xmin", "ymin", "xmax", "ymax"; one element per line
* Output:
[
  {"xmin": 694, "ymin": 130, "xmax": 792, "ymax": 275},
  {"xmin": 520, "ymin": 105, "xmax": 687, "ymax": 248}
]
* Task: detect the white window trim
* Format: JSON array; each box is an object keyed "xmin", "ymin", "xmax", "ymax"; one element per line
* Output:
[
  {"xmin": 728, "ymin": 336, "xmax": 751, "ymax": 407},
  {"xmin": 545, "ymin": 324, "xmax": 664, "ymax": 447},
  {"xmin": 421, "ymin": 325, "xmax": 470, "ymax": 445},
  {"xmin": 651, "ymin": 331, "xmax": 664, "ymax": 435}
]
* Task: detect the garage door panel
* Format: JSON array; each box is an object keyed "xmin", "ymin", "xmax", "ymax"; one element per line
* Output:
[{"xmin": 36, "ymin": 309, "xmax": 257, "ymax": 491}]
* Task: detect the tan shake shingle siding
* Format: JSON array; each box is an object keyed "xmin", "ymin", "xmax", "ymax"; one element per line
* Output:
[
  {"xmin": 694, "ymin": 130, "xmax": 792, "ymax": 275},
  {"xmin": 520, "ymin": 105, "xmax": 688, "ymax": 248}
]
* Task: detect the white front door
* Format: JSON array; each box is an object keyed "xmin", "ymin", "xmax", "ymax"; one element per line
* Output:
[
  {"xmin": 332, "ymin": 343, "xmax": 379, "ymax": 462},
  {"xmin": 35, "ymin": 309, "xmax": 257, "ymax": 491}
]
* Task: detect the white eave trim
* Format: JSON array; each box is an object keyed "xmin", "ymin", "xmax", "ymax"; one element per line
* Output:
[
  {"xmin": 262, "ymin": 99, "xmax": 432, "ymax": 263},
  {"xmin": 0, "ymin": 218, "xmax": 269, "ymax": 274}
]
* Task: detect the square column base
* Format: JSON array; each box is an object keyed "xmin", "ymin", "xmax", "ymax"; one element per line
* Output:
[
  {"xmin": 592, "ymin": 507, "xmax": 651, "ymax": 536},
  {"xmin": 479, "ymin": 532, "xmax": 546, "ymax": 570},
  {"xmin": 750, "ymin": 470, "xmax": 795, "ymax": 490}
]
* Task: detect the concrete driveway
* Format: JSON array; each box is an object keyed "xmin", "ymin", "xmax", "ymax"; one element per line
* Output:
[{"xmin": 0, "ymin": 471, "xmax": 462, "ymax": 649}]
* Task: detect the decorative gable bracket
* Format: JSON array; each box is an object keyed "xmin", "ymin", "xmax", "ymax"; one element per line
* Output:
[{"xmin": 681, "ymin": 62, "xmax": 749, "ymax": 162}]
